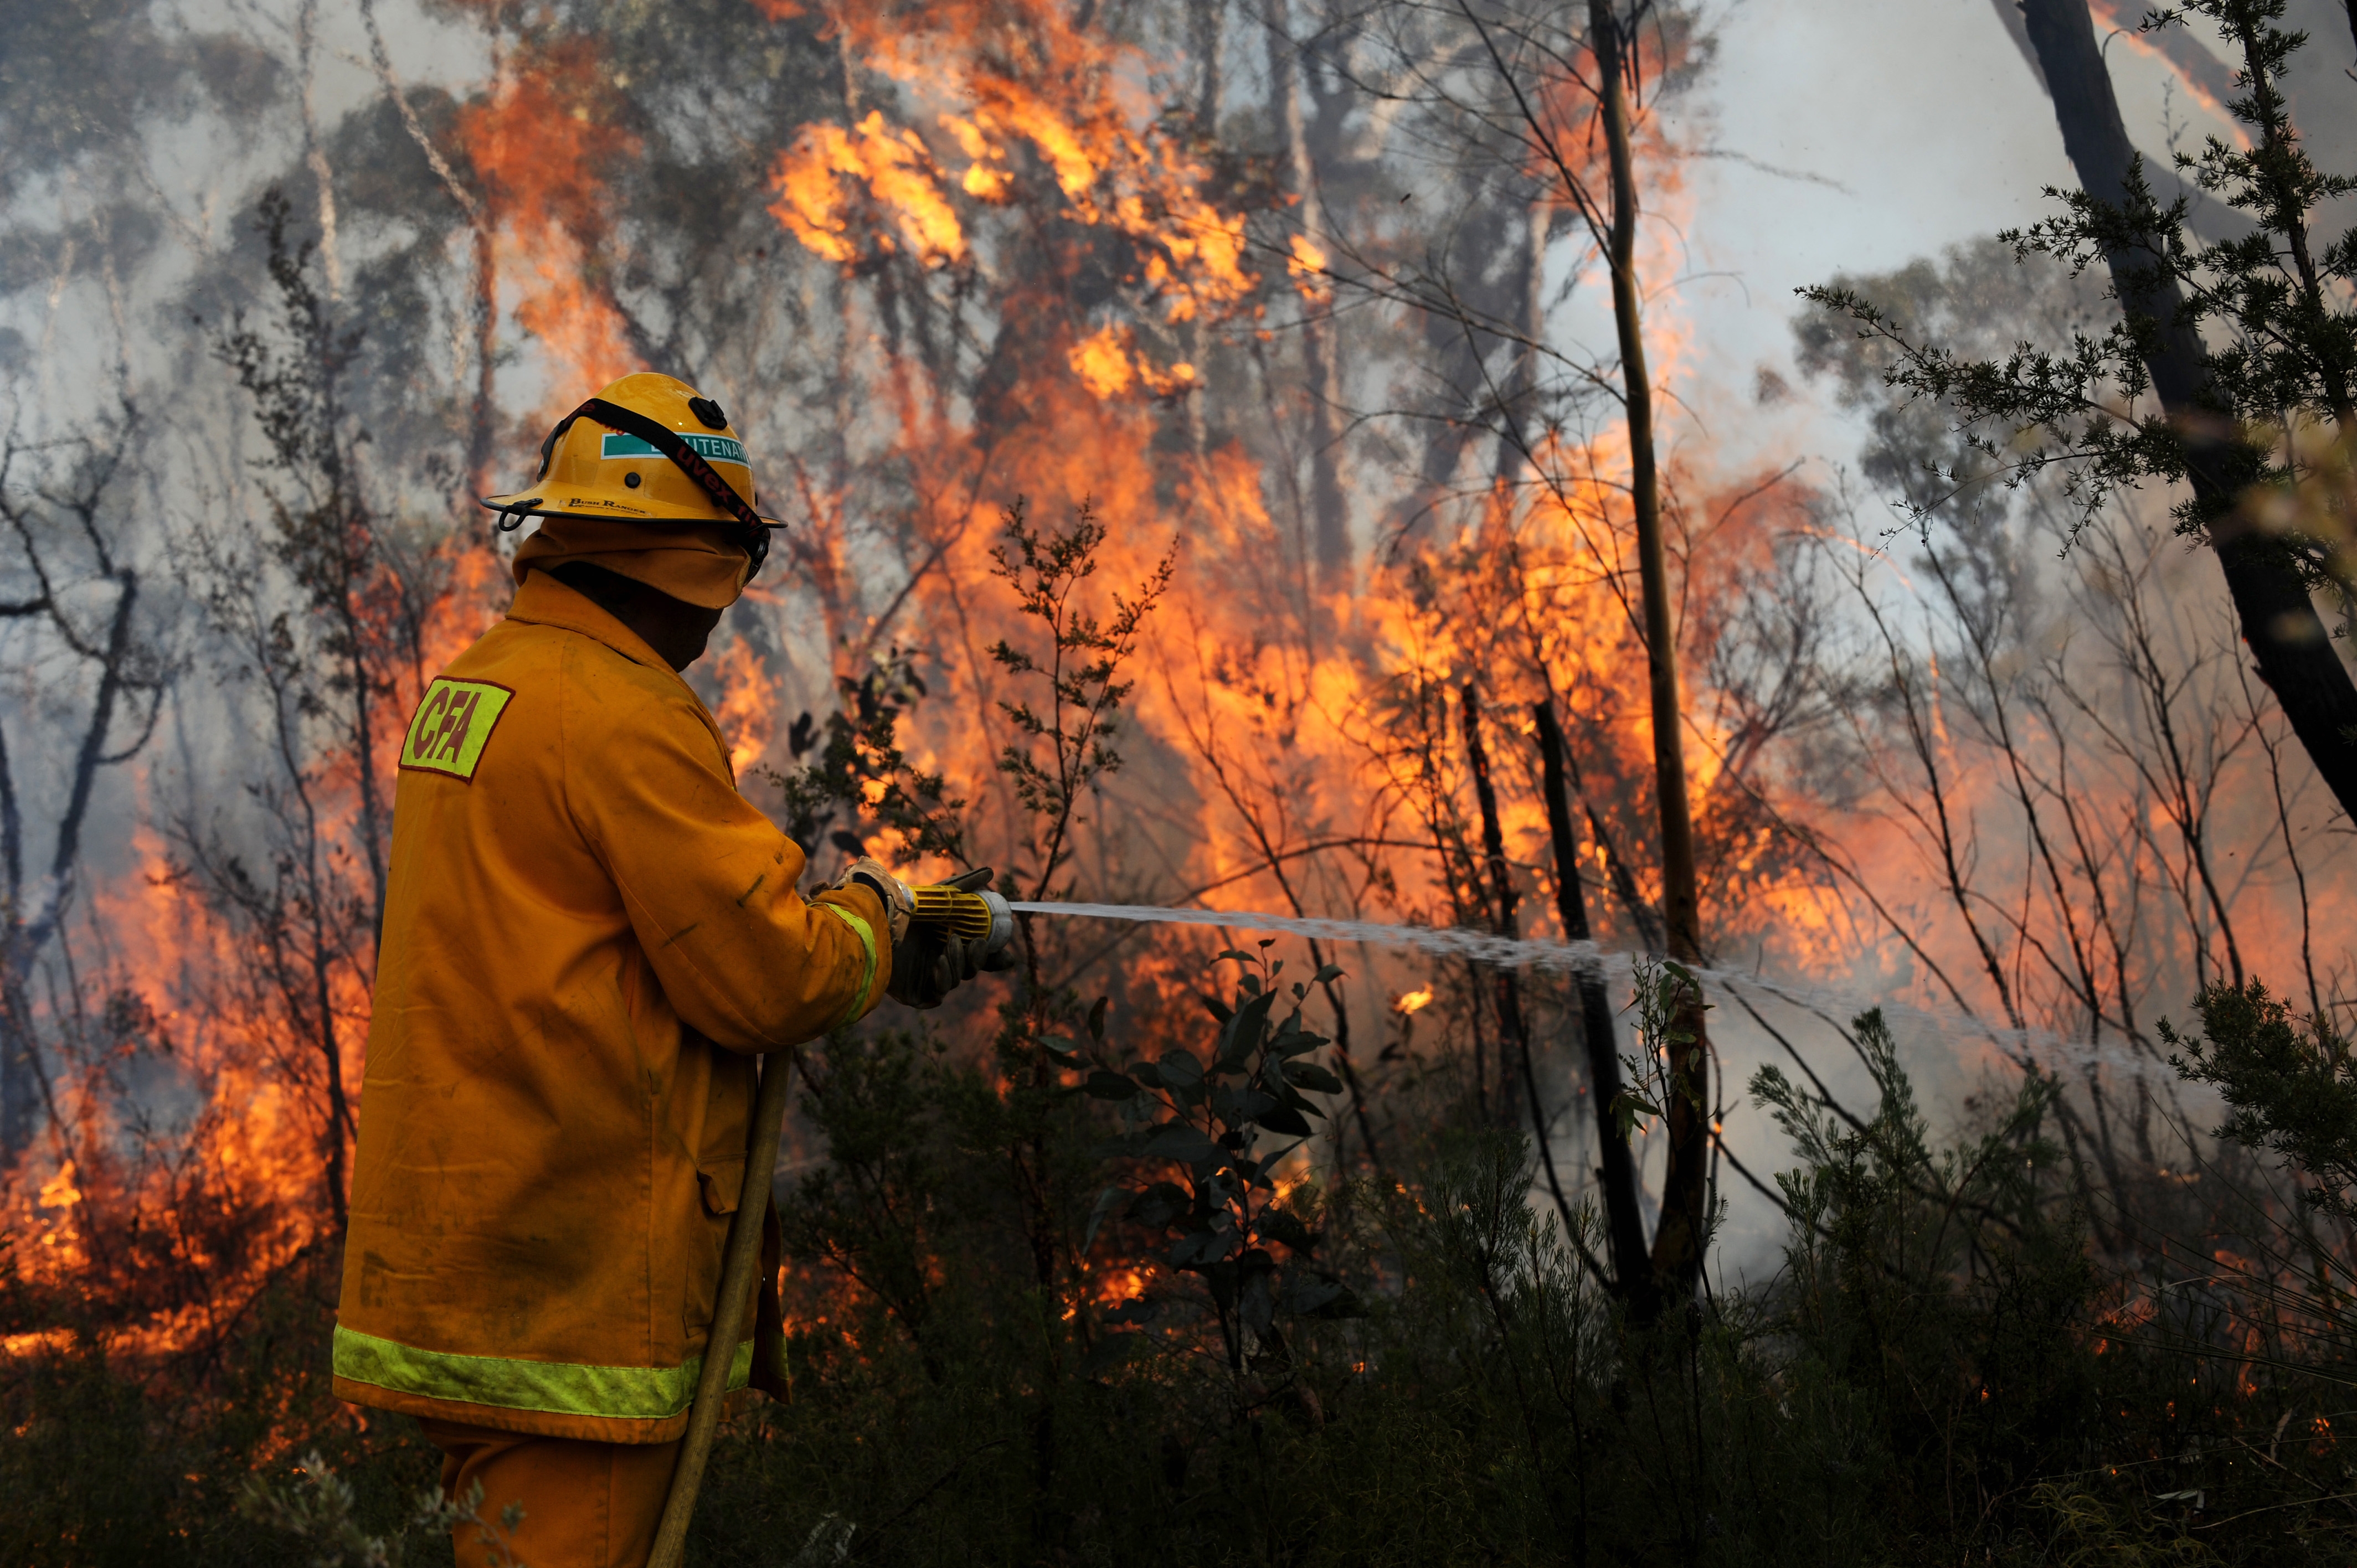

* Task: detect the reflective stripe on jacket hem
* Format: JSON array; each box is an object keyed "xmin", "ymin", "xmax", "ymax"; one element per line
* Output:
[
  {"xmin": 332, "ymin": 1323, "xmax": 753, "ymax": 1422},
  {"xmin": 818, "ymin": 901, "xmax": 878, "ymax": 1028}
]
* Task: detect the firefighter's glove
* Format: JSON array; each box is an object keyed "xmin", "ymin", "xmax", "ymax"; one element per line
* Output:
[
  {"xmin": 831, "ymin": 857, "xmax": 913, "ymax": 944},
  {"xmin": 887, "ymin": 867, "xmax": 1013, "ymax": 1010}
]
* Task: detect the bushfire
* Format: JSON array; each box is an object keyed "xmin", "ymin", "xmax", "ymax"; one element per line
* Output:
[{"xmin": 6, "ymin": 1, "xmax": 2353, "ymax": 1561}]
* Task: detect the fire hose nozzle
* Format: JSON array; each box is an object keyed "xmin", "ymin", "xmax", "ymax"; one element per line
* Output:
[{"xmin": 908, "ymin": 874, "xmax": 1016, "ymax": 957}]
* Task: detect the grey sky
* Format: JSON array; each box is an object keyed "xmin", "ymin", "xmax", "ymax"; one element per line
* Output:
[{"xmin": 1664, "ymin": 0, "xmax": 2346, "ymax": 479}]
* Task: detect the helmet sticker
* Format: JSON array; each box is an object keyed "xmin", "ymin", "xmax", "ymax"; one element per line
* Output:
[{"xmin": 599, "ymin": 431, "xmax": 748, "ymax": 467}]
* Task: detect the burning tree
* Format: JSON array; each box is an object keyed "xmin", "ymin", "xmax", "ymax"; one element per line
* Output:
[{"xmin": 5, "ymin": 1, "xmax": 2357, "ymax": 1562}]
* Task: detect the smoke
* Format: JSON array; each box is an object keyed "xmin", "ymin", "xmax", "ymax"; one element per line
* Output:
[{"xmin": 1, "ymin": 0, "xmax": 2346, "ymax": 1309}]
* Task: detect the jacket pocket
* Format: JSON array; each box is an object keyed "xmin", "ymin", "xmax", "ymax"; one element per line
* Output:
[{"xmin": 697, "ymin": 1157, "xmax": 748, "ymax": 1217}]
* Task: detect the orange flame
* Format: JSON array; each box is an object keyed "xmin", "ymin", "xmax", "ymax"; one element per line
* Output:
[
  {"xmin": 773, "ymin": 110, "xmax": 968, "ymax": 267},
  {"xmin": 709, "ymin": 639, "xmax": 780, "ymax": 778},
  {"xmin": 19, "ymin": 1, "xmax": 2344, "ymax": 1442},
  {"xmin": 456, "ymin": 38, "xmax": 642, "ymax": 396},
  {"xmin": 1287, "ymin": 234, "xmax": 1331, "ymax": 303},
  {"xmin": 1069, "ymin": 324, "xmax": 1196, "ymax": 400}
]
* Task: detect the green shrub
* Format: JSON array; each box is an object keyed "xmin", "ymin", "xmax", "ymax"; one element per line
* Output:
[{"xmin": 18, "ymin": 998, "xmax": 2357, "ymax": 1565}]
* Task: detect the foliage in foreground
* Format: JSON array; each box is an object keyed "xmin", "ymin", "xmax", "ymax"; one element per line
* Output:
[{"xmin": 17, "ymin": 987, "xmax": 2357, "ymax": 1568}]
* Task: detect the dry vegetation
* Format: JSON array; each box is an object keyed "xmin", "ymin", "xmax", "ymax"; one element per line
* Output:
[{"xmin": 4, "ymin": 2, "xmax": 2356, "ymax": 1564}]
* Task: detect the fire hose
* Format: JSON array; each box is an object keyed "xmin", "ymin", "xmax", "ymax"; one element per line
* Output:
[
  {"xmin": 652, "ymin": 875, "xmax": 1627, "ymax": 1559},
  {"xmin": 651, "ymin": 879, "xmax": 2073, "ymax": 1560},
  {"xmin": 647, "ymin": 872, "xmax": 1015, "ymax": 1568},
  {"xmin": 654, "ymin": 877, "xmax": 1612, "ymax": 1559}
]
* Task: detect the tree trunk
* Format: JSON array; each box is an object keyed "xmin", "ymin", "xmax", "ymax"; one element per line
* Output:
[
  {"xmin": 1268, "ymin": 0, "xmax": 1350, "ymax": 579},
  {"xmin": 359, "ymin": 0, "xmax": 498, "ymax": 503},
  {"xmin": 1535, "ymin": 699, "xmax": 1656, "ymax": 1314},
  {"xmin": 1459, "ymin": 684, "xmax": 1531, "ymax": 1137},
  {"xmin": 1589, "ymin": 0, "xmax": 1710, "ymax": 1301},
  {"xmin": 2019, "ymin": 0, "xmax": 2357, "ymax": 821}
]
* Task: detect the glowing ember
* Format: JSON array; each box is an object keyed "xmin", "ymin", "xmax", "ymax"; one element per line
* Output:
[
  {"xmin": 1287, "ymin": 234, "xmax": 1331, "ymax": 302},
  {"xmin": 1094, "ymin": 1267, "xmax": 1148, "ymax": 1307},
  {"xmin": 35, "ymin": 1159, "xmax": 79, "ymax": 1209}
]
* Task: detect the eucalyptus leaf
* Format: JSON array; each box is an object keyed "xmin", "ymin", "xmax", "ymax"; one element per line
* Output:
[
  {"xmin": 1253, "ymin": 1103, "xmax": 1314, "ymax": 1137},
  {"xmin": 1130, "ymin": 1181, "xmax": 1191, "ymax": 1227},
  {"xmin": 1258, "ymin": 1207, "xmax": 1317, "ymax": 1254},
  {"xmin": 1215, "ymin": 1087, "xmax": 1278, "ymax": 1124},
  {"xmin": 1167, "ymin": 1227, "xmax": 1240, "ymax": 1267},
  {"xmin": 1217, "ymin": 989, "xmax": 1278, "ymax": 1070},
  {"xmin": 1157, "ymin": 1050, "xmax": 1205, "ymax": 1086},
  {"xmin": 1144, "ymin": 1122, "xmax": 1223, "ymax": 1164},
  {"xmin": 1284, "ymin": 1061, "xmax": 1345, "ymax": 1095},
  {"xmin": 1239, "ymin": 1268, "xmax": 1277, "ymax": 1335}
]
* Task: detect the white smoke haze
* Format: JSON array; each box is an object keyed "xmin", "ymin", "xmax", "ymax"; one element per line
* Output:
[{"xmin": 3, "ymin": 0, "xmax": 2350, "ymax": 1287}]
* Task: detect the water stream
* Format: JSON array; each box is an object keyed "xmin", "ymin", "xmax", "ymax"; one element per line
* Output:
[
  {"xmin": 1006, "ymin": 899, "xmax": 2171, "ymax": 1081},
  {"xmin": 998, "ymin": 900, "xmax": 2209, "ymax": 1281}
]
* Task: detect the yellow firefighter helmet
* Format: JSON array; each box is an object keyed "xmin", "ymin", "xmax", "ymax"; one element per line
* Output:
[{"xmin": 482, "ymin": 372, "xmax": 779, "ymax": 576}]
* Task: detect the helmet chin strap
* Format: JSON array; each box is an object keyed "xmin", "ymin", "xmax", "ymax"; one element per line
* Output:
[{"xmin": 490, "ymin": 398, "xmax": 783, "ymax": 579}]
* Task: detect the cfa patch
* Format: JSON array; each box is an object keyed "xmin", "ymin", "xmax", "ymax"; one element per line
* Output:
[{"xmin": 400, "ymin": 678, "xmax": 513, "ymax": 781}]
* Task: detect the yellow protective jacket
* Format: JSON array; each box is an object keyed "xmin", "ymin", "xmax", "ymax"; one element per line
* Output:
[{"xmin": 332, "ymin": 570, "xmax": 889, "ymax": 1443}]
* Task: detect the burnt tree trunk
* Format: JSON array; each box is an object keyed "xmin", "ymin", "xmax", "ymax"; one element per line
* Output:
[
  {"xmin": 1589, "ymin": 0, "xmax": 1711, "ymax": 1303},
  {"xmin": 0, "ymin": 438, "xmax": 156, "ymax": 1163},
  {"xmin": 2019, "ymin": 0, "xmax": 2357, "ymax": 820},
  {"xmin": 1459, "ymin": 687, "xmax": 1541, "ymax": 1136},
  {"xmin": 1268, "ymin": 0, "xmax": 1350, "ymax": 580},
  {"xmin": 1535, "ymin": 700, "xmax": 1656, "ymax": 1314}
]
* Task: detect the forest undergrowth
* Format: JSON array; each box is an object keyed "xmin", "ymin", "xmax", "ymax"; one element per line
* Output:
[
  {"xmin": 9, "ymin": 497, "xmax": 2357, "ymax": 1563},
  {"xmin": 11, "ymin": 4, "xmax": 2357, "ymax": 1554},
  {"xmin": 9, "ymin": 974, "xmax": 2357, "ymax": 1566}
]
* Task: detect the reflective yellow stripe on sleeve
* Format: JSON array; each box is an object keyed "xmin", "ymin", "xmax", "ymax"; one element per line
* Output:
[
  {"xmin": 332, "ymin": 1324, "xmax": 752, "ymax": 1421},
  {"xmin": 817, "ymin": 901, "xmax": 878, "ymax": 1030}
]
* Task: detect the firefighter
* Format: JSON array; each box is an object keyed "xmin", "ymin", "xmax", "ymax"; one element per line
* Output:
[{"xmin": 332, "ymin": 373, "xmax": 981, "ymax": 1567}]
